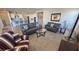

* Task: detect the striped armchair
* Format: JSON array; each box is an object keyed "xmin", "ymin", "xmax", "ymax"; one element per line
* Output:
[{"xmin": 0, "ymin": 31, "xmax": 29, "ymax": 51}]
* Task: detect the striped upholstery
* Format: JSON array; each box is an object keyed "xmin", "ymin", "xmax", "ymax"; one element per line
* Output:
[
  {"xmin": 2, "ymin": 32, "xmax": 14, "ymax": 39},
  {"xmin": 13, "ymin": 33, "xmax": 21, "ymax": 43},
  {"xmin": 0, "ymin": 38, "xmax": 13, "ymax": 50},
  {"xmin": 0, "ymin": 48, "xmax": 2, "ymax": 51},
  {"xmin": 0, "ymin": 33, "xmax": 15, "ymax": 50},
  {"xmin": 1, "ymin": 33, "xmax": 15, "ymax": 46},
  {"xmin": 8, "ymin": 31, "xmax": 15, "ymax": 35},
  {"xmin": 15, "ymin": 45, "xmax": 28, "ymax": 51},
  {"xmin": 8, "ymin": 31, "xmax": 22, "ymax": 43},
  {"xmin": 6, "ymin": 45, "xmax": 28, "ymax": 51},
  {"xmin": 8, "ymin": 31, "xmax": 29, "ymax": 41},
  {"xmin": 16, "ymin": 40, "xmax": 29, "ymax": 46},
  {"xmin": 0, "ymin": 31, "xmax": 29, "ymax": 51},
  {"xmin": 5, "ymin": 40, "xmax": 29, "ymax": 51},
  {"xmin": 21, "ymin": 35, "xmax": 29, "ymax": 40}
]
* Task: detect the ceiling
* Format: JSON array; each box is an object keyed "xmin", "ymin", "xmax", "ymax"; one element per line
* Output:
[{"xmin": 0, "ymin": 8, "xmax": 41, "ymax": 14}]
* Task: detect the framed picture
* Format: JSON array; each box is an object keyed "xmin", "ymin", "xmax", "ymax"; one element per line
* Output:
[{"xmin": 51, "ymin": 13, "xmax": 61, "ymax": 22}]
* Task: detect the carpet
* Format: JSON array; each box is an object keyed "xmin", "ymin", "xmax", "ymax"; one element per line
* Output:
[{"xmin": 29, "ymin": 31, "xmax": 64, "ymax": 51}]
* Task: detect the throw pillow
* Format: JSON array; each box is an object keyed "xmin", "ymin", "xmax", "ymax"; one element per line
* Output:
[
  {"xmin": 23, "ymin": 25, "xmax": 28, "ymax": 30},
  {"xmin": 51, "ymin": 24, "xmax": 54, "ymax": 27}
]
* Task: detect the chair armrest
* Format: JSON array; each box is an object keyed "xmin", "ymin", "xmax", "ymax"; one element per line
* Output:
[
  {"xmin": 21, "ymin": 35, "xmax": 29, "ymax": 40},
  {"xmin": 5, "ymin": 45, "xmax": 29, "ymax": 51},
  {"xmin": 15, "ymin": 45, "xmax": 29, "ymax": 51},
  {"xmin": 5, "ymin": 48, "xmax": 17, "ymax": 51},
  {"xmin": 16, "ymin": 40, "xmax": 29, "ymax": 45}
]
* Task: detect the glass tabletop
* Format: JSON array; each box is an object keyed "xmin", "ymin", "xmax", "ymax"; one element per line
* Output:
[{"xmin": 36, "ymin": 28, "xmax": 46, "ymax": 33}]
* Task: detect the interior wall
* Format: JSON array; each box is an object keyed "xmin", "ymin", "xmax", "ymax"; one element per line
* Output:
[
  {"xmin": 10, "ymin": 8, "xmax": 79, "ymax": 37},
  {"xmin": 37, "ymin": 12, "xmax": 43, "ymax": 26},
  {"xmin": 41, "ymin": 9, "xmax": 79, "ymax": 37},
  {"xmin": 24, "ymin": 13, "xmax": 37, "ymax": 23},
  {"xmin": 42, "ymin": 9, "xmax": 78, "ymax": 26},
  {"xmin": 71, "ymin": 18, "xmax": 79, "ymax": 39},
  {"xmin": 75, "ymin": 20, "xmax": 79, "ymax": 34},
  {"xmin": 28, "ymin": 8, "xmax": 79, "ymax": 28},
  {"xmin": 10, "ymin": 13, "xmax": 24, "ymax": 20}
]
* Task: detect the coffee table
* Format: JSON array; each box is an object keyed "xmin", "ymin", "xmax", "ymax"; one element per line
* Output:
[{"xmin": 36, "ymin": 29, "xmax": 46, "ymax": 37}]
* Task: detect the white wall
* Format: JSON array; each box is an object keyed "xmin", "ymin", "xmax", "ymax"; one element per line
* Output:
[
  {"xmin": 24, "ymin": 13, "xmax": 37, "ymax": 23},
  {"xmin": 42, "ymin": 9, "xmax": 79, "ymax": 37},
  {"xmin": 10, "ymin": 13, "xmax": 25, "ymax": 20},
  {"xmin": 25, "ymin": 9, "xmax": 79, "ymax": 27},
  {"xmin": 75, "ymin": 20, "xmax": 79, "ymax": 34},
  {"xmin": 42, "ymin": 9, "xmax": 79, "ymax": 27},
  {"xmin": 24, "ymin": 8, "xmax": 79, "ymax": 37},
  {"xmin": 71, "ymin": 19, "xmax": 79, "ymax": 39},
  {"xmin": 61, "ymin": 9, "xmax": 79, "ymax": 37}
]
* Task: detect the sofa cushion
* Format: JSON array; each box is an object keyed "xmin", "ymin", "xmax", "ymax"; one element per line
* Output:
[
  {"xmin": 0, "ymin": 32, "xmax": 16, "ymax": 50},
  {"xmin": 1, "ymin": 32, "xmax": 15, "ymax": 46},
  {"xmin": 21, "ymin": 24, "xmax": 28, "ymax": 31},
  {"xmin": 16, "ymin": 40, "xmax": 29, "ymax": 45},
  {"xmin": 0, "ymin": 35, "xmax": 15, "ymax": 50},
  {"xmin": 6, "ymin": 45, "xmax": 28, "ymax": 51},
  {"xmin": 2, "ymin": 32, "xmax": 14, "ymax": 39},
  {"xmin": 13, "ymin": 33, "xmax": 21, "ymax": 43},
  {"xmin": 8, "ymin": 31, "xmax": 15, "ymax": 35},
  {"xmin": 21, "ymin": 35, "xmax": 29, "ymax": 40},
  {"xmin": 8, "ymin": 31, "xmax": 22, "ymax": 43},
  {"xmin": 23, "ymin": 25, "xmax": 28, "ymax": 30},
  {"xmin": 29, "ymin": 23, "xmax": 36, "ymax": 28},
  {"xmin": 0, "ymin": 42, "xmax": 7, "ymax": 51},
  {"xmin": 50, "ymin": 24, "xmax": 54, "ymax": 27},
  {"xmin": 53, "ymin": 24, "xmax": 60, "ymax": 28},
  {"xmin": 0, "ymin": 48, "xmax": 2, "ymax": 51},
  {"xmin": 0, "ymin": 31, "xmax": 29, "ymax": 51}
]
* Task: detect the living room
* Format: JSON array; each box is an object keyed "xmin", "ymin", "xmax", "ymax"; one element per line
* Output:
[{"xmin": 0, "ymin": 8, "xmax": 79, "ymax": 51}]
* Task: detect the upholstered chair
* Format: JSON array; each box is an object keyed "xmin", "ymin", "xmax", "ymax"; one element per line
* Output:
[{"xmin": 0, "ymin": 31, "xmax": 29, "ymax": 51}]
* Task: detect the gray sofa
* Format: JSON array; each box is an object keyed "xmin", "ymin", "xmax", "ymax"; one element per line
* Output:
[{"xmin": 21, "ymin": 23, "xmax": 42, "ymax": 35}]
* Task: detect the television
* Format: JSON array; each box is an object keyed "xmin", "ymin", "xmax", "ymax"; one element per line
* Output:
[{"xmin": 51, "ymin": 13, "xmax": 61, "ymax": 22}]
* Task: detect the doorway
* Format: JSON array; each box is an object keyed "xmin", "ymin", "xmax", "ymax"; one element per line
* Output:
[{"xmin": 37, "ymin": 12, "xmax": 43, "ymax": 27}]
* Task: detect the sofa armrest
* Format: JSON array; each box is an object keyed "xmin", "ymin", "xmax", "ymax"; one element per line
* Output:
[
  {"xmin": 15, "ymin": 45, "xmax": 29, "ymax": 51},
  {"xmin": 16, "ymin": 40, "xmax": 29, "ymax": 45},
  {"xmin": 21, "ymin": 35, "xmax": 29, "ymax": 40},
  {"xmin": 45, "ymin": 24, "xmax": 49, "ymax": 26},
  {"xmin": 5, "ymin": 48, "xmax": 17, "ymax": 51},
  {"xmin": 5, "ymin": 45, "xmax": 28, "ymax": 51}
]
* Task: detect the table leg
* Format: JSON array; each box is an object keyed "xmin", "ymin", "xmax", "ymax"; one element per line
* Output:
[
  {"xmin": 44, "ymin": 32, "xmax": 46, "ymax": 37},
  {"xmin": 36, "ymin": 33, "xmax": 38, "ymax": 38}
]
